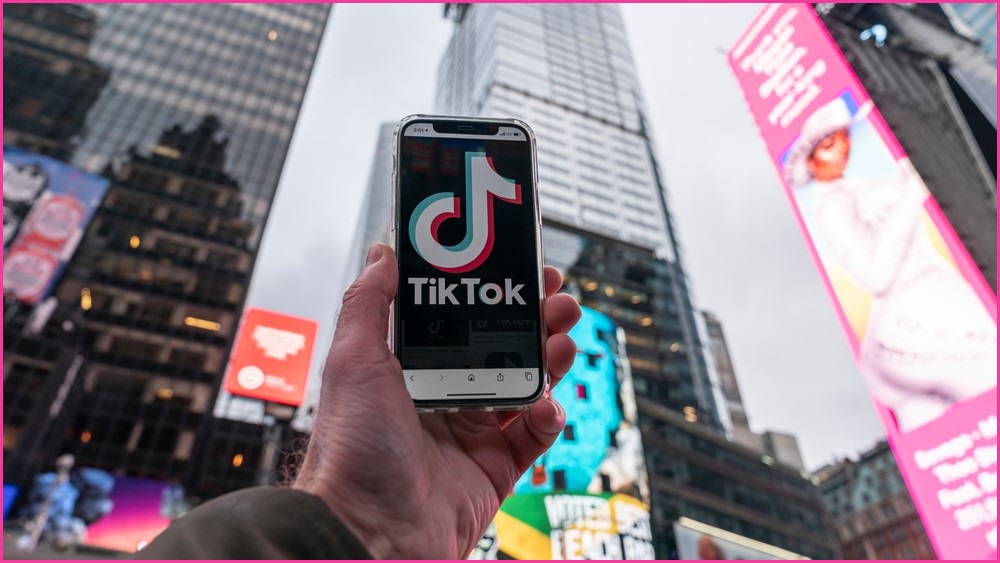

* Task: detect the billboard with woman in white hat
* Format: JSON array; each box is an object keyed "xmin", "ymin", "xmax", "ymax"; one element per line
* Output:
[
  {"xmin": 783, "ymin": 91, "xmax": 995, "ymax": 433},
  {"xmin": 728, "ymin": 4, "xmax": 997, "ymax": 559}
]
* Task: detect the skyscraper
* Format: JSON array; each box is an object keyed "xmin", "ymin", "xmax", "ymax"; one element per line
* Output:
[
  {"xmin": 944, "ymin": 3, "xmax": 997, "ymax": 63},
  {"xmin": 435, "ymin": 2, "xmax": 721, "ymax": 432},
  {"xmin": 429, "ymin": 4, "xmax": 835, "ymax": 558},
  {"xmin": 701, "ymin": 311, "xmax": 756, "ymax": 450},
  {"xmin": 702, "ymin": 311, "xmax": 806, "ymax": 470},
  {"xmin": 3, "ymin": 3, "xmax": 330, "ymax": 507},
  {"xmin": 338, "ymin": 5, "xmax": 839, "ymax": 558},
  {"xmin": 343, "ymin": 122, "xmax": 397, "ymax": 286}
]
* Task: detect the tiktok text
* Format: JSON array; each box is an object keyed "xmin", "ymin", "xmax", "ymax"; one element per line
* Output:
[{"xmin": 407, "ymin": 277, "xmax": 526, "ymax": 306}]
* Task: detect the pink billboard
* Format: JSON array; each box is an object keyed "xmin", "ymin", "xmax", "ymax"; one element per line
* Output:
[
  {"xmin": 728, "ymin": 4, "xmax": 997, "ymax": 559},
  {"xmin": 83, "ymin": 476, "xmax": 176, "ymax": 553}
]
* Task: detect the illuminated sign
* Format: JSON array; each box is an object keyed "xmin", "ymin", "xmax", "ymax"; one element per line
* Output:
[
  {"xmin": 3, "ymin": 146, "xmax": 109, "ymax": 303},
  {"xmin": 223, "ymin": 307, "xmax": 317, "ymax": 406},
  {"xmin": 475, "ymin": 308, "xmax": 654, "ymax": 559},
  {"xmin": 728, "ymin": 5, "xmax": 997, "ymax": 559},
  {"xmin": 82, "ymin": 476, "xmax": 176, "ymax": 553}
]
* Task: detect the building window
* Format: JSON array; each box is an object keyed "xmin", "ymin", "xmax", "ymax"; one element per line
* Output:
[
  {"xmin": 178, "ymin": 181, "xmax": 219, "ymax": 206},
  {"xmin": 563, "ymin": 424, "xmax": 576, "ymax": 442},
  {"xmin": 553, "ymin": 469, "xmax": 567, "ymax": 491},
  {"xmin": 125, "ymin": 300, "xmax": 174, "ymax": 325},
  {"xmin": 158, "ymin": 239, "xmax": 198, "ymax": 261},
  {"xmin": 576, "ymin": 383, "xmax": 589, "ymax": 400},
  {"xmin": 168, "ymin": 348, "xmax": 207, "ymax": 371},
  {"xmin": 205, "ymin": 249, "xmax": 239, "ymax": 269},
  {"xmin": 110, "ymin": 336, "xmax": 162, "ymax": 362},
  {"xmin": 194, "ymin": 277, "xmax": 232, "ymax": 302},
  {"xmin": 136, "ymin": 421, "xmax": 180, "ymax": 454},
  {"xmin": 130, "ymin": 168, "xmax": 168, "ymax": 191}
]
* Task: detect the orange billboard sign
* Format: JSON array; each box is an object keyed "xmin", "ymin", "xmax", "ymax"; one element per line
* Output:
[{"xmin": 223, "ymin": 308, "xmax": 318, "ymax": 406}]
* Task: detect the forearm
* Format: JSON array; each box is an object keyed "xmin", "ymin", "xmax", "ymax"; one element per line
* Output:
[{"xmin": 132, "ymin": 486, "xmax": 373, "ymax": 560}]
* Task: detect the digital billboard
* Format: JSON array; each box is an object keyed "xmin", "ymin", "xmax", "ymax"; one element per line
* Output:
[
  {"xmin": 472, "ymin": 307, "xmax": 654, "ymax": 559},
  {"xmin": 728, "ymin": 5, "xmax": 997, "ymax": 559},
  {"xmin": 674, "ymin": 517, "xmax": 808, "ymax": 560},
  {"xmin": 82, "ymin": 476, "xmax": 177, "ymax": 553},
  {"xmin": 3, "ymin": 145, "xmax": 109, "ymax": 303},
  {"xmin": 223, "ymin": 307, "xmax": 318, "ymax": 406},
  {"xmin": 15, "ymin": 469, "xmax": 176, "ymax": 553}
]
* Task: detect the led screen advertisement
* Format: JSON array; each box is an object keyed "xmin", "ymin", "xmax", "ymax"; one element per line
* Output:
[
  {"xmin": 223, "ymin": 307, "xmax": 318, "ymax": 406},
  {"xmin": 3, "ymin": 146, "xmax": 110, "ymax": 304},
  {"xmin": 673, "ymin": 517, "xmax": 808, "ymax": 560},
  {"xmin": 16, "ymin": 469, "xmax": 176, "ymax": 553},
  {"xmin": 471, "ymin": 307, "xmax": 654, "ymax": 560},
  {"xmin": 728, "ymin": 4, "xmax": 997, "ymax": 559},
  {"xmin": 82, "ymin": 476, "xmax": 179, "ymax": 552}
]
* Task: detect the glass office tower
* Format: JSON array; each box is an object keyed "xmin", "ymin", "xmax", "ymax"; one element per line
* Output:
[
  {"xmin": 427, "ymin": 5, "xmax": 838, "ymax": 558},
  {"xmin": 3, "ymin": 4, "xmax": 330, "ymax": 503},
  {"xmin": 945, "ymin": 3, "xmax": 997, "ymax": 62},
  {"xmin": 435, "ymin": 3, "xmax": 721, "ymax": 433}
]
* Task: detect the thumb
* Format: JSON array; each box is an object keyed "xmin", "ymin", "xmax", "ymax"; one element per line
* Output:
[{"xmin": 332, "ymin": 243, "xmax": 398, "ymax": 355}]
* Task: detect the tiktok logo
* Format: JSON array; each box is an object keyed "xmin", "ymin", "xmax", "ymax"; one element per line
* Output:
[{"xmin": 409, "ymin": 151, "xmax": 522, "ymax": 273}]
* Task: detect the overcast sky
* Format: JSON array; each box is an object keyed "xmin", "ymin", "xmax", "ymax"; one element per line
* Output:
[{"xmin": 246, "ymin": 4, "xmax": 887, "ymax": 471}]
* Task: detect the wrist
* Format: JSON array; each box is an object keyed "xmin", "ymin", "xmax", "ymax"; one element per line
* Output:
[{"xmin": 291, "ymin": 474, "xmax": 400, "ymax": 559}]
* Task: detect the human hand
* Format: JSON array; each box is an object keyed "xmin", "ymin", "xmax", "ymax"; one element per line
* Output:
[{"xmin": 292, "ymin": 243, "xmax": 581, "ymax": 559}]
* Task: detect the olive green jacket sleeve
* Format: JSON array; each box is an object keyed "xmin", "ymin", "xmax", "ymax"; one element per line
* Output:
[{"xmin": 133, "ymin": 486, "xmax": 373, "ymax": 560}]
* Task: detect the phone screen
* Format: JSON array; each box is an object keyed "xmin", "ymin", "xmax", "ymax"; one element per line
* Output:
[{"xmin": 394, "ymin": 117, "xmax": 545, "ymax": 408}]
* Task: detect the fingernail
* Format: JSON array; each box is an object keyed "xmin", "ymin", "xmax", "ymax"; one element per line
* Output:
[{"xmin": 365, "ymin": 244, "xmax": 382, "ymax": 267}]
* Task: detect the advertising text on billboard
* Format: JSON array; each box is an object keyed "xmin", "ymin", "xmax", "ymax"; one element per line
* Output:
[{"xmin": 223, "ymin": 307, "xmax": 318, "ymax": 406}]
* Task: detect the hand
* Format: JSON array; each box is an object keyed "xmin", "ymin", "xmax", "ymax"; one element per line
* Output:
[{"xmin": 292, "ymin": 243, "xmax": 581, "ymax": 559}]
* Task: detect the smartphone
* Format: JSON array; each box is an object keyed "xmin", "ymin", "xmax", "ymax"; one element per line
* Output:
[{"xmin": 391, "ymin": 115, "xmax": 547, "ymax": 411}]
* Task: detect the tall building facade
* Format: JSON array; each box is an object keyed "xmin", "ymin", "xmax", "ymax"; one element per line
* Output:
[
  {"xmin": 944, "ymin": 3, "xmax": 997, "ymax": 63},
  {"xmin": 816, "ymin": 2, "xmax": 997, "ymax": 291},
  {"xmin": 343, "ymin": 122, "xmax": 397, "ymax": 287},
  {"xmin": 540, "ymin": 223, "xmax": 834, "ymax": 558},
  {"xmin": 423, "ymin": 4, "xmax": 836, "ymax": 557},
  {"xmin": 758, "ymin": 430, "xmax": 805, "ymax": 473},
  {"xmin": 435, "ymin": 2, "xmax": 720, "ymax": 433},
  {"xmin": 338, "ymin": 5, "xmax": 839, "ymax": 558},
  {"xmin": 815, "ymin": 441, "xmax": 936, "ymax": 559},
  {"xmin": 701, "ymin": 311, "xmax": 756, "ymax": 450},
  {"xmin": 3, "ymin": 5, "xmax": 110, "ymax": 162},
  {"xmin": 3, "ymin": 3, "xmax": 330, "ymax": 506},
  {"xmin": 639, "ymin": 397, "xmax": 838, "ymax": 559},
  {"xmin": 701, "ymin": 311, "xmax": 806, "ymax": 471}
]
